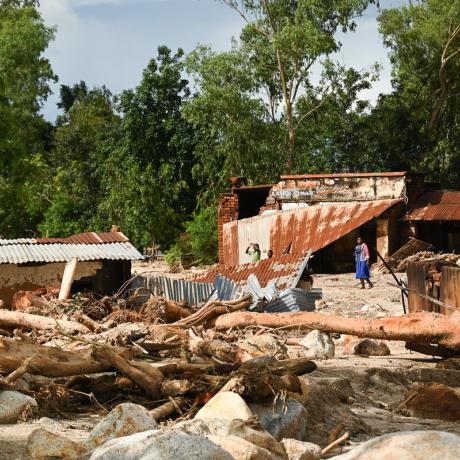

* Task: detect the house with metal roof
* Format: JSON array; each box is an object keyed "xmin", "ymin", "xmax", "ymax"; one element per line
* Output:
[
  {"xmin": 0, "ymin": 230, "xmax": 144, "ymax": 306},
  {"xmin": 217, "ymin": 172, "xmax": 457, "ymax": 275}
]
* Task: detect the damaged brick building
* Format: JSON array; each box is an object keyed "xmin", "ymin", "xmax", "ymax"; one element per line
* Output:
[{"xmin": 217, "ymin": 172, "xmax": 460, "ymax": 273}]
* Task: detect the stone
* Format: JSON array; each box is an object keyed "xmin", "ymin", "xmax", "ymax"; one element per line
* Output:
[
  {"xmin": 0, "ymin": 390, "xmax": 37, "ymax": 424},
  {"xmin": 85, "ymin": 402, "xmax": 157, "ymax": 450},
  {"xmin": 398, "ymin": 383, "xmax": 460, "ymax": 422},
  {"xmin": 209, "ymin": 434, "xmax": 278, "ymax": 460},
  {"xmin": 249, "ymin": 398, "xmax": 308, "ymax": 441},
  {"xmin": 239, "ymin": 334, "xmax": 288, "ymax": 360},
  {"xmin": 27, "ymin": 428, "xmax": 87, "ymax": 460},
  {"xmin": 342, "ymin": 339, "xmax": 390, "ymax": 356},
  {"xmin": 38, "ymin": 417, "xmax": 64, "ymax": 432},
  {"xmin": 330, "ymin": 430, "xmax": 460, "ymax": 460},
  {"xmin": 281, "ymin": 439, "xmax": 321, "ymax": 460},
  {"xmin": 89, "ymin": 429, "xmax": 233, "ymax": 460},
  {"xmin": 300, "ymin": 330, "xmax": 334, "ymax": 359},
  {"xmin": 195, "ymin": 391, "xmax": 254, "ymax": 421},
  {"xmin": 174, "ymin": 417, "xmax": 287, "ymax": 459}
]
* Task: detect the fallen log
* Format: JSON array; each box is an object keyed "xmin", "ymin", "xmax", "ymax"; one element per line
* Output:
[
  {"xmin": 0, "ymin": 338, "xmax": 135, "ymax": 377},
  {"xmin": 150, "ymin": 397, "xmax": 189, "ymax": 421},
  {"xmin": 0, "ymin": 310, "xmax": 89, "ymax": 334},
  {"xmin": 214, "ymin": 311, "xmax": 460, "ymax": 352}
]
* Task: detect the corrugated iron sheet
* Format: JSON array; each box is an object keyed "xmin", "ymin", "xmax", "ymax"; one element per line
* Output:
[
  {"xmin": 0, "ymin": 242, "xmax": 143, "ymax": 264},
  {"xmin": 223, "ymin": 200, "xmax": 401, "ymax": 266},
  {"xmin": 405, "ymin": 191, "xmax": 460, "ymax": 221},
  {"xmin": 215, "ymin": 275, "xmax": 241, "ymax": 301},
  {"xmin": 280, "ymin": 172, "xmax": 407, "ymax": 179},
  {"xmin": 0, "ymin": 232, "xmax": 128, "ymax": 246},
  {"xmin": 264, "ymin": 288, "xmax": 322, "ymax": 313},
  {"xmin": 190, "ymin": 252, "xmax": 310, "ymax": 291},
  {"xmin": 440, "ymin": 266, "xmax": 460, "ymax": 315},
  {"xmin": 135, "ymin": 275, "xmax": 214, "ymax": 306}
]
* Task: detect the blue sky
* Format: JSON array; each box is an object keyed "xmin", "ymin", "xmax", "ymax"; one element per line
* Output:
[{"xmin": 39, "ymin": 0, "xmax": 407, "ymax": 121}]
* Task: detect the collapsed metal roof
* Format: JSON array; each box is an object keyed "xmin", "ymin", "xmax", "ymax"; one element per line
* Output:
[
  {"xmin": 0, "ymin": 232, "xmax": 143, "ymax": 264},
  {"xmin": 189, "ymin": 252, "xmax": 310, "ymax": 290},
  {"xmin": 222, "ymin": 199, "xmax": 403, "ymax": 266},
  {"xmin": 404, "ymin": 191, "xmax": 460, "ymax": 221}
]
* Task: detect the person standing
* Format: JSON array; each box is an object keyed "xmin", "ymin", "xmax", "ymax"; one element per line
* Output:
[
  {"xmin": 246, "ymin": 243, "xmax": 261, "ymax": 263},
  {"xmin": 354, "ymin": 237, "xmax": 373, "ymax": 289}
]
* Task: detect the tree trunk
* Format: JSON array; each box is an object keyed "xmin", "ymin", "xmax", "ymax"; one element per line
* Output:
[
  {"xmin": 0, "ymin": 338, "xmax": 134, "ymax": 377},
  {"xmin": 0, "ymin": 310, "xmax": 90, "ymax": 334},
  {"xmin": 213, "ymin": 311, "xmax": 460, "ymax": 352}
]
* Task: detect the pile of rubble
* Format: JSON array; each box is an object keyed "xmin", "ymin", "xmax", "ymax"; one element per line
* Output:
[
  {"xmin": 394, "ymin": 251, "xmax": 460, "ymax": 272},
  {"xmin": 1, "ymin": 283, "xmax": 460, "ymax": 459}
]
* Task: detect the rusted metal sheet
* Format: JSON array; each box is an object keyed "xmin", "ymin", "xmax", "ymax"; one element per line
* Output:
[
  {"xmin": 223, "ymin": 200, "xmax": 401, "ymax": 266},
  {"xmin": 407, "ymin": 262, "xmax": 432, "ymax": 313},
  {"xmin": 440, "ymin": 266, "xmax": 460, "ymax": 315},
  {"xmin": 189, "ymin": 252, "xmax": 309, "ymax": 291},
  {"xmin": 35, "ymin": 232, "xmax": 129, "ymax": 244},
  {"xmin": 405, "ymin": 191, "xmax": 460, "ymax": 221},
  {"xmin": 222, "ymin": 221, "xmax": 239, "ymax": 267},
  {"xmin": 237, "ymin": 213, "xmax": 272, "ymax": 264}
]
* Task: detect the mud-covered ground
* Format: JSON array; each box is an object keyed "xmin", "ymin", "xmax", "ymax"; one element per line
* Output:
[{"xmin": 1, "ymin": 272, "xmax": 459, "ymax": 459}]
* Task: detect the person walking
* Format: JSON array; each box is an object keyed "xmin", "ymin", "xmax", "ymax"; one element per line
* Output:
[{"xmin": 354, "ymin": 237, "xmax": 373, "ymax": 289}]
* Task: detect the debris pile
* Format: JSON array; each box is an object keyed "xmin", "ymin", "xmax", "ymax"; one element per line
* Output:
[
  {"xmin": 0, "ymin": 273, "xmax": 460, "ymax": 459},
  {"xmin": 382, "ymin": 251, "xmax": 460, "ymax": 273}
]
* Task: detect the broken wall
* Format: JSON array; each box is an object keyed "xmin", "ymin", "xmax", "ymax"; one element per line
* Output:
[{"xmin": 0, "ymin": 261, "xmax": 102, "ymax": 306}]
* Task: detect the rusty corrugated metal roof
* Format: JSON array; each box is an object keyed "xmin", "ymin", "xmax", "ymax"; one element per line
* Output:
[
  {"xmin": 34, "ymin": 232, "xmax": 129, "ymax": 244},
  {"xmin": 405, "ymin": 191, "xmax": 460, "ymax": 221},
  {"xmin": 189, "ymin": 253, "xmax": 309, "ymax": 290},
  {"xmin": 222, "ymin": 200, "xmax": 402, "ymax": 265},
  {"xmin": 281, "ymin": 172, "xmax": 407, "ymax": 179}
]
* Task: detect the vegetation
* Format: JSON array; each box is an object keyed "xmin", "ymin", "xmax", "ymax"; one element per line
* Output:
[{"xmin": 0, "ymin": 0, "xmax": 459, "ymax": 265}]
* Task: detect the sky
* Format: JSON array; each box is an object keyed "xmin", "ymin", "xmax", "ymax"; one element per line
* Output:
[{"xmin": 39, "ymin": 0, "xmax": 407, "ymax": 121}]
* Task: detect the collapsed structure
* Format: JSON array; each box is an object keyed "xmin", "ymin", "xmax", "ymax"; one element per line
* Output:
[
  {"xmin": 0, "ymin": 231, "xmax": 144, "ymax": 306},
  {"xmin": 217, "ymin": 172, "xmax": 460, "ymax": 273}
]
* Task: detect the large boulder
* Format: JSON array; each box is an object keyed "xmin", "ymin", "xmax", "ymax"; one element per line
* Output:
[
  {"xmin": 249, "ymin": 398, "xmax": 308, "ymax": 441},
  {"xmin": 300, "ymin": 330, "xmax": 334, "ymax": 359},
  {"xmin": 27, "ymin": 428, "xmax": 87, "ymax": 460},
  {"xmin": 330, "ymin": 431, "xmax": 460, "ymax": 460},
  {"xmin": 89, "ymin": 429, "xmax": 233, "ymax": 460},
  {"xmin": 281, "ymin": 439, "xmax": 321, "ymax": 460},
  {"xmin": 398, "ymin": 383, "xmax": 460, "ymax": 421},
  {"xmin": 0, "ymin": 390, "xmax": 37, "ymax": 424},
  {"xmin": 342, "ymin": 339, "xmax": 390, "ymax": 356},
  {"xmin": 85, "ymin": 402, "xmax": 157, "ymax": 450},
  {"xmin": 195, "ymin": 391, "xmax": 253, "ymax": 421},
  {"xmin": 209, "ymin": 434, "xmax": 278, "ymax": 460},
  {"xmin": 174, "ymin": 417, "xmax": 287, "ymax": 459}
]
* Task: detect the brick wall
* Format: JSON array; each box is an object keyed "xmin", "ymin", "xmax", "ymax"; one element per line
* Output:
[{"xmin": 217, "ymin": 192, "xmax": 239, "ymax": 263}]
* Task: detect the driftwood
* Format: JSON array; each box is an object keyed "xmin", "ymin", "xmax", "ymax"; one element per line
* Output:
[
  {"xmin": 93, "ymin": 345, "xmax": 163, "ymax": 399},
  {"xmin": 0, "ymin": 338, "xmax": 135, "ymax": 377},
  {"xmin": 150, "ymin": 397, "xmax": 189, "ymax": 421},
  {"xmin": 173, "ymin": 294, "xmax": 252, "ymax": 328},
  {"xmin": 0, "ymin": 310, "xmax": 89, "ymax": 334},
  {"xmin": 214, "ymin": 311, "xmax": 460, "ymax": 352}
]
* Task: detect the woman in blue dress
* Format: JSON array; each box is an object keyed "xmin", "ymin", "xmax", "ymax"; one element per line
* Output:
[{"xmin": 354, "ymin": 237, "xmax": 373, "ymax": 289}]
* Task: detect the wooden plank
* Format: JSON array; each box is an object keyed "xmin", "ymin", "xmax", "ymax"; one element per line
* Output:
[
  {"xmin": 58, "ymin": 257, "xmax": 78, "ymax": 300},
  {"xmin": 440, "ymin": 266, "xmax": 460, "ymax": 315}
]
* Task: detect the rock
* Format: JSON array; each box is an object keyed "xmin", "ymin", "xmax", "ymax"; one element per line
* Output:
[
  {"xmin": 89, "ymin": 429, "xmax": 233, "ymax": 460},
  {"xmin": 38, "ymin": 417, "xmax": 65, "ymax": 432},
  {"xmin": 209, "ymin": 434, "xmax": 278, "ymax": 459},
  {"xmin": 195, "ymin": 391, "xmax": 254, "ymax": 421},
  {"xmin": 0, "ymin": 390, "xmax": 37, "ymax": 424},
  {"xmin": 343, "ymin": 339, "xmax": 390, "ymax": 356},
  {"xmin": 27, "ymin": 428, "xmax": 87, "ymax": 460},
  {"xmin": 300, "ymin": 330, "xmax": 334, "ymax": 359},
  {"xmin": 398, "ymin": 383, "xmax": 460, "ymax": 421},
  {"xmin": 330, "ymin": 430, "xmax": 460, "ymax": 460},
  {"xmin": 85, "ymin": 402, "xmax": 157, "ymax": 450},
  {"xmin": 249, "ymin": 398, "xmax": 308, "ymax": 441},
  {"xmin": 174, "ymin": 417, "xmax": 287, "ymax": 459},
  {"xmin": 239, "ymin": 334, "xmax": 288, "ymax": 360},
  {"xmin": 281, "ymin": 439, "xmax": 321, "ymax": 460},
  {"xmin": 312, "ymin": 377, "xmax": 355, "ymax": 403}
]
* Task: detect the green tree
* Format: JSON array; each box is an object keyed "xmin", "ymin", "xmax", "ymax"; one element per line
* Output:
[
  {"xmin": 39, "ymin": 84, "xmax": 120, "ymax": 236},
  {"xmin": 219, "ymin": 0, "xmax": 373, "ymax": 172},
  {"xmin": 378, "ymin": 0, "xmax": 460, "ymax": 185},
  {"xmin": 97, "ymin": 47, "xmax": 197, "ymax": 249},
  {"xmin": 0, "ymin": 0, "xmax": 56, "ymax": 237}
]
